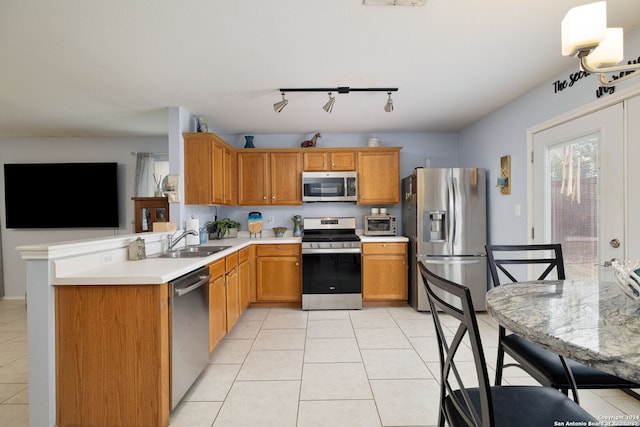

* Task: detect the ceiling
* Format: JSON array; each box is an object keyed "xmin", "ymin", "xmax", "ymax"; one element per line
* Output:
[{"xmin": 1, "ymin": 0, "xmax": 639, "ymax": 138}]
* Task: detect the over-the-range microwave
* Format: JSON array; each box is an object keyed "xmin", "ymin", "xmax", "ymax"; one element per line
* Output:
[{"xmin": 302, "ymin": 171, "xmax": 357, "ymax": 202}]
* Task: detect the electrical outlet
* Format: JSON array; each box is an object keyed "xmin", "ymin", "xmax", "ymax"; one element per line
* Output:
[
  {"xmin": 268, "ymin": 215, "xmax": 275, "ymax": 223},
  {"xmin": 102, "ymin": 254, "xmax": 114, "ymax": 265}
]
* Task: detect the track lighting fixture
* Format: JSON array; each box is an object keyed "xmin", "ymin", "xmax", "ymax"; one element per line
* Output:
[
  {"xmin": 273, "ymin": 92, "xmax": 288, "ymax": 113},
  {"xmin": 273, "ymin": 87, "xmax": 398, "ymax": 113},
  {"xmin": 384, "ymin": 91, "xmax": 394, "ymax": 113},
  {"xmin": 322, "ymin": 92, "xmax": 335, "ymax": 113}
]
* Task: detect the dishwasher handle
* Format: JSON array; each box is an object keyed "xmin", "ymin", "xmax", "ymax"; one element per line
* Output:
[{"xmin": 174, "ymin": 274, "xmax": 210, "ymax": 297}]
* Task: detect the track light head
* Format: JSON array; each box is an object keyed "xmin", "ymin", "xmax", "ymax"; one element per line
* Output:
[
  {"xmin": 322, "ymin": 92, "xmax": 335, "ymax": 113},
  {"xmin": 273, "ymin": 92, "xmax": 288, "ymax": 113},
  {"xmin": 384, "ymin": 91, "xmax": 394, "ymax": 113}
]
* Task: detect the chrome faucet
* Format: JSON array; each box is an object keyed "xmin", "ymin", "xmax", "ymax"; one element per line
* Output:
[{"xmin": 167, "ymin": 230, "xmax": 198, "ymax": 251}]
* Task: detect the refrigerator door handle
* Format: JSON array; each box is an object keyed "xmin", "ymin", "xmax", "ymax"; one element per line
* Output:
[
  {"xmin": 447, "ymin": 176, "xmax": 457, "ymax": 254},
  {"xmin": 419, "ymin": 257, "xmax": 481, "ymax": 265}
]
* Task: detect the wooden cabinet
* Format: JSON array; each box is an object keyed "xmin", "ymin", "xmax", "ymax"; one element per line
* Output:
[
  {"xmin": 225, "ymin": 252, "xmax": 241, "ymax": 332},
  {"xmin": 238, "ymin": 151, "xmax": 302, "ymax": 205},
  {"xmin": 362, "ymin": 242, "xmax": 408, "ymax": 301},
  {"xmin": 256, "ymin": 244, "xmax": 302, "ymax": 302},
  {"xmin": 184, "ymin": 133, "xmax": 235, "ymax": 205},
  {"xmin": 208, "ymin": 252, "xmax": 243, "ymax": 348},
  {"xmin": 238, "ymin": 246, "xmax": 252, "ymax": 310},
  {"xmin": 132, "ymin": 197, "xmax": 169, "ymax": 233},
  {"xmin": 303, "ymin": 151, "xmax": 356, "ymax": 171},
  {"xmin": 357, "ymin": 150, "xmax": 400, "ymax": 205},
  {"xmin": 208, "ymin": 258, "xmax": 227, "ymax": 352},
  {"xmin": 55, "ymin": 284, "xmax": 170, "ymax": 427}
]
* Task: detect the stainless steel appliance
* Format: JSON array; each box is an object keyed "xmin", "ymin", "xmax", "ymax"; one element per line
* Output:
[
  {"xmin": 402, "ymin": 168, "xmax": 487, "ymax": 311},
  {"xmin": 302, "ymin": 171, "xmax": 357, "ymax": 202},
  {"xmin": 363, "ymin": 215, "xmax": 397, "ymax": 236},
  {"xmin": 301, "ymin": 217, "xmax": 362, "ymax": 309},
  {"xmin": 170, "ymin": 266, "xmax": 210, "ymax": 409}
]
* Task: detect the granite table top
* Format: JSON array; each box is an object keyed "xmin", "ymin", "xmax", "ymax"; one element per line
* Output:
[{"xmin": 486, "ymin": 280, "xmax": 640, "ymax": 384}]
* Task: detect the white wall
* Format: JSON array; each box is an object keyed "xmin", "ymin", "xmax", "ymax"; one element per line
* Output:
[
  {"xmin": 458, "ymin": 28, "xmax": 640, "ymax": 246},
  {"xmin": 0, "ymin": 136, "xmax": 168, "ymax": 297}
]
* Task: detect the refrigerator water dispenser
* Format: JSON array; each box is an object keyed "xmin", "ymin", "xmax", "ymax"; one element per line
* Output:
[{"xmin": 425, "ymin": 211, "xmax": 446, "ymax": 242}]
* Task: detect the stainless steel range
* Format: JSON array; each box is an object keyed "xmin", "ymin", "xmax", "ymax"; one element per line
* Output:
[{"xmin": 301, "ymin": 217, "xmax": 362, "ymax": 310}]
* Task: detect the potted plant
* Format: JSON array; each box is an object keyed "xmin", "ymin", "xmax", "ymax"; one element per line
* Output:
[{"xmin": 206, "ymin": 218, "xmax": 240, "ymax": 239}]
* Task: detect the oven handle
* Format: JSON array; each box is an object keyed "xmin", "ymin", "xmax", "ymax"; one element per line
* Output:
[{"xmin": 302, "ymin": 248, "xmax": 362, "ymax": 255}]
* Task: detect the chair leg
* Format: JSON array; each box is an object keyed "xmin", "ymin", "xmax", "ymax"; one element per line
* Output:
[
  {"xmin": 495, "ymin": 345, "xmax": 506, "ymax": 386},
  {"xmin": 559, "ymin": 355, "xmax": 580, "ymax": 403}
]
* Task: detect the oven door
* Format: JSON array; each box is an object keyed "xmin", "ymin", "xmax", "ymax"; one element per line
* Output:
[{"xmin": 302, "ymin": 251, "xmax": 362, "ymax": 309}]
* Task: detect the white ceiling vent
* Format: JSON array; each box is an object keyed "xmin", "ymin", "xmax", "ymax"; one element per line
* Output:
[{"xmin": 363, "ymin": 0, "xmax": 427, "ymax": 5}]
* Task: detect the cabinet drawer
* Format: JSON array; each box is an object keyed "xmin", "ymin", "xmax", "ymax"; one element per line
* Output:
[
  {"xmin": 209, "ymin": 258, "xmax": 225, "ymax": 278},
  {"xmin": 225, "ymin": 252, "xmax": 239, "ymax": 270},
  {"xmin": 362, "ymin": 242, "xmax": 406, "ymax": 255},
  {"xmin": 238, "ymin": 247, "xmax": 249, "ymax": 263},
  {"xmin": 257, "ymin": 244, "xmax": 300, "ymax": 257}
]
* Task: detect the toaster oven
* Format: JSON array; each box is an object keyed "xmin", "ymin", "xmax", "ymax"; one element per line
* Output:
[{"xmin": 363, "ymin": 215, "xmax": 397, "ymax": 236}]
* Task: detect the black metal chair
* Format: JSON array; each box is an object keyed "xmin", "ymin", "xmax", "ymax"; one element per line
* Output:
[
  {"xmin": 418, "ymin": 261, "xmax": 597, "ymax": 427},
  {"xmin": 486, "ymin": 244, "xmax": 640, "ymax": 403}
]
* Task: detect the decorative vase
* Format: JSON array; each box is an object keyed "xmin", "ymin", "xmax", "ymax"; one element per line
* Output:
[
  {"xmin": 292, "ymin": 215, "xmax": 302, "ymax": 237},
  {"xmin": 244, "ymin": 135, "xmax": 255, "ymax": 148}
]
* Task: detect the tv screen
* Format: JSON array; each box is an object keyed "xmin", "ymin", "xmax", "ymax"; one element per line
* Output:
[{"xmin": 4, "ymin": 162, "xmax": 119, "ymax": 228}]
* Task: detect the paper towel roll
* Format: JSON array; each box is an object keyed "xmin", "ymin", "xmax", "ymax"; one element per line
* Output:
[{"xmin": 185, "ymin": 218, "xmax": 200, "ymax": 246}]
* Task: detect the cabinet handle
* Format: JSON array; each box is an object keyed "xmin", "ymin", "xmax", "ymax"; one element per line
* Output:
[
  {"xmin": 296, "ymin": 262, "xmax": 299, "ymax": 266},
  {"xmin": 272, "ymin": 196, "xmax": 276, "ymax": 199},
  {"xmin": 263, "ymin": 196, "xmax": 267, "ymax": 200}
]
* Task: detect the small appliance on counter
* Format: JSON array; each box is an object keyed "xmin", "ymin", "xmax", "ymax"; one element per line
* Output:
[{"xmin": 363, "ymin": 214, "xmax": 397, "ymax": 236}]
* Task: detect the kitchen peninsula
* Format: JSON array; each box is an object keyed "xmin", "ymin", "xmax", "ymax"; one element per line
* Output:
[{"xmin": 20, "ymin": 231, "xmax": 407, "ymax": 427}]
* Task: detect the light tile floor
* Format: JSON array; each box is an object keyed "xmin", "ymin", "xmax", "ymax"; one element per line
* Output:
[{"xmin": 1, "ymin": 299, "xmax": 639, "ymax": 427}]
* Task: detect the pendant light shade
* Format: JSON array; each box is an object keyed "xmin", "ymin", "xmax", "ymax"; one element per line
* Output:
[
  {"xmin": 322, "ymin": 93, "xmax": 335, "ymax": 113},
  {"xmin": 384, "ymin": 91, "xmax": 394, "ymax": 113},
  {"xmin": 273, "ymin": 92, "xmax": 288, "ymax": 113}
]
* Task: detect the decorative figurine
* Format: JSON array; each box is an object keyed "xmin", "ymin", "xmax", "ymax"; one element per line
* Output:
[{"xmin": 301, "ymin": 132, "xmax": 321, "ymax": 148}]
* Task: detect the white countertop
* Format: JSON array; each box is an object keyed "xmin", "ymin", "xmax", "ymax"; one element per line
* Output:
[{"xmin": 48, "ymin": 234, "xmax": 408, "ymax": 286}]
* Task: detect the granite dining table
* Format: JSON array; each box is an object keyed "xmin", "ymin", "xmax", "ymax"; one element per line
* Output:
[{"xmin": 485, "ymin": 279, "xmax": 640, "ymax": 384}]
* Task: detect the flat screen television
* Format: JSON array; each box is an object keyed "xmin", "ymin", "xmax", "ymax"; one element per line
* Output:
[{"xmin": 4, "ymin": 162, "xmax": 119, "ymax": 228}]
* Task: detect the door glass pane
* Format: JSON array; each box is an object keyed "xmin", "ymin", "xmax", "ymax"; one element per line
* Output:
[{"xmin": 548, "ymin": 133, "xmax": 599, "ymax": 280}]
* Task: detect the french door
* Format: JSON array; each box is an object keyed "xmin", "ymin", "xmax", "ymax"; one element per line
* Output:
[{"xmin": 531, "ymin": 103, "xmax": 624, "ymax": 281}]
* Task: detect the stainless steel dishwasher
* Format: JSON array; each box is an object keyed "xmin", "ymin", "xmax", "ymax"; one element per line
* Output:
[{"xmin": 170, "ymin": 265, "xmax": 210, "ymax": 410}]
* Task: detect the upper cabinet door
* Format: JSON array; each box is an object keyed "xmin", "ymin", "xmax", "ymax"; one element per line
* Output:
[
  {"xmin": 184, "ymin": 133, "xmax": 235, "ymax": 205},
  {"xmin": 184, "ymin": 135, "xmax": 213, "ymax": 205},
  {"xmin": 357, "ymin": 150, "xmax": 400, "ymax": 205},
  {"xmin": 237, "ymin": 152, "xmax": 270, "ymax": 205},
  {"xmin": 329, "ymin": 152, "xmax": 356, "ymax": 171},
  {"xmin": 303, "ymin": 151, "xmax": 355, "ymax": 171},
  {"xmin": 271, "ymin": 152, "xmax": 302, "ymax": 205}
]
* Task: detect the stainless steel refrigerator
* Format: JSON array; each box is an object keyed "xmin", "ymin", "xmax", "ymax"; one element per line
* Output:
[{"xmin": 402, "ymin": 168, "xmax": 487, "ymax": 311}]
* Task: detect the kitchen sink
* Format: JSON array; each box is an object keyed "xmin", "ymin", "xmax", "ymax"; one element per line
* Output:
[
  {"xmin": 155, "ymin": 245, "xmax": 232, "ymax": 258},
  {"xmin": 156, "ymin": 251, "xmax": 215, "ymax": 258},
  {"xmin": 190, "ymin": 245, "xmax": 232, "ymax": 252}
]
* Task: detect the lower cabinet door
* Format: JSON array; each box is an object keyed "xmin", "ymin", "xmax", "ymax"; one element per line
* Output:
[{"xmin": 209, "ymin": 275, "xmax": 227, "ymax": 352}]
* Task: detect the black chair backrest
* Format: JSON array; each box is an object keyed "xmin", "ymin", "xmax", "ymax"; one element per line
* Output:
[
  {"xmin": 418, "ymin": 261, "xmax": 493, "ymax": 427},
  {"xmin": 485, "ymin": 244, "xmax": 566, "ymax": 286}
]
